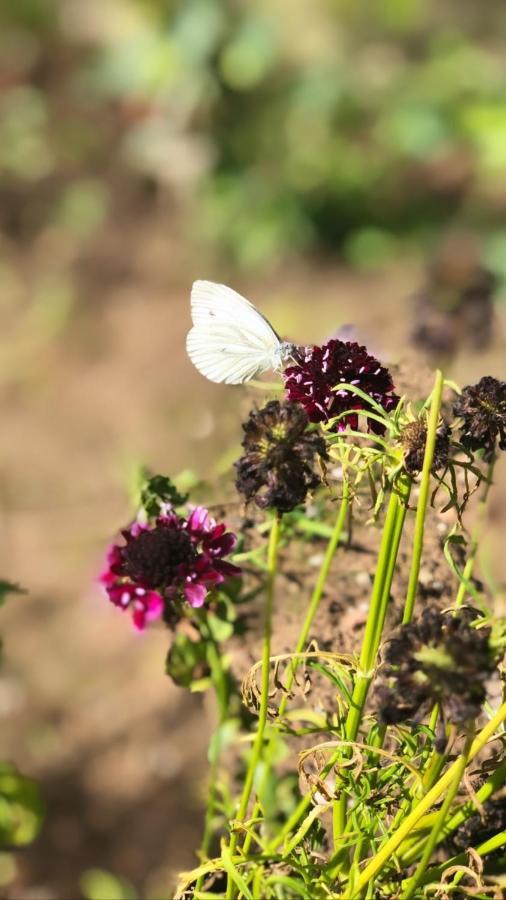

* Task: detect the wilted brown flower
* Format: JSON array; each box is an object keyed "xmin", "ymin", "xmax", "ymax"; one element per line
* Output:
[
  {"xmin": 376, "ymin": 607, "xmax": 495, "ymax": 730},
  {"xmin": 454, "ymin": 376, "xmax": 506, "ymax": 460},
  {"xmin": 235, "ymin": 400, "xmax": 327, "ymax": 513},
  {"xmin": 400, "ymin": 419, "xmax": 451, "ymax": 476}
]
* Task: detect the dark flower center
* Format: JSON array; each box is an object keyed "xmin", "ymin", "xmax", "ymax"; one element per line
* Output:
[{"xmin": 122, "ymin": 524, "xmax": 196, "ymax": 589}]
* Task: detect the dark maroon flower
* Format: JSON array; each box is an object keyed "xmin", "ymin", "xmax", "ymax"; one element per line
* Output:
[
  {"xmin": 100, "ymin": 507, "xmax": 241, "ymax": 629},
  {"xmin": 235, "ymin": 400, "xmax": 327, "ymax": 513},
  {"xmin": 283, "ymin": 340, "xmax": 398, "ymax": 434},
  {"xmin": 454, "ymin": 376, "xmax": 506, "ymax": 460}
]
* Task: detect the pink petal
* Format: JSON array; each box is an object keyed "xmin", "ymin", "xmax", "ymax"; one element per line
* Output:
[
  {"xmin": 215, "ymin": 560, "xmax": 242, "ymax": 578},
  {"xmin": 206, "ymin": 531, "xmax": 237, "ymax": 556},
  {"xmin": 209, "ymin": 523, "xmax": 226, "ymax": 541},
  {"xmin": 187, "ymin": 506, "xmax": 209, "ymax": 533},
  {"xmin": 184, "ymin": 582, "xmax": 207, "ymax": 608},
  {"xmin": 199, "ymin": 568, "xmax": 224, "ymax": 585},
  {"xmin": 131, "ymin": 591, "xmax": 163, "ymax": 630},
  {"xmin": 144, "ymin": 591, "xmax": 164, "ymax": 620}
]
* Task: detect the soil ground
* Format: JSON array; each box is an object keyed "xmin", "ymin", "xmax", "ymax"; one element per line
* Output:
[{"xmin": 1, "ymin": 200, "xmax": 505, "ymax": 899}]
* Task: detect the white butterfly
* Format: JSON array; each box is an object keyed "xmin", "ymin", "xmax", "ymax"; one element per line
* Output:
[{"xmin": 186, "ymin": 280, "xmax": 294, "ymax": 384}]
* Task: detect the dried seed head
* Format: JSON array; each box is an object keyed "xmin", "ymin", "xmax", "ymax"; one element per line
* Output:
[
  {"xmin": 235, "ymin": 400, "xmax": 327, "ymax": 513},
  {"xmin": 454, "ymin": 376, "xmax": 506, "ymax": 460},
  {"xmin": 376, "ymin": 607, "xmax": 495, "ymax": 729},
  {"xmin": 400, "ymin": 419, "xmax": 451, "ymax": 476}
]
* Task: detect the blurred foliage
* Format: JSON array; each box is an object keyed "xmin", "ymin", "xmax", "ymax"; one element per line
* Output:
[
  {"xmin": 0, "ymin": 764, "xmax": 43, "ymax": 849},
  {"xmin": 0, "ymin": 581, "xmax": 25, "ymax": 608},
  {"xmin": 0, "ymin": 0, "xmax": 505, "ymax": 275},
  {"xmin": 0, "ymin": 585, "xmax": 42, "ymax": 884},
  {"xmin": 80, "ymin": 868, "xmax": 137, "ymax": 900}
]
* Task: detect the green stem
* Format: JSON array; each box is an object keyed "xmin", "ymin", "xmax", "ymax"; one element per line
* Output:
[
  {"xmin": 399, "ymin": 755, "xmax": 506, "ymax": 866},
  {"xmin": 265, "ymin": 481, "xmax": 411, "ymax": 859},
  {"xmin": 352, "ymin": 701, "xmax": 506, "ymax": 895},
  {"xmin": 279, "ymin": 481, "xmax": 350, "ymax": 718},
  {"xmin": 242, "ymin": 486, "xmax": 350, "ymax": 858},
  {"xmin": 401, "ymin": 729, "xmax": 474, "ymax": 899},
  {"xmin": 414, "ymin": 829, "xmax": 506, "ymax": 891},
  {"xmin": 346, "ymin": 476, "xmax": 411, "ymax": 744},
  {"xmin": 226, "ymin": 515, "xmax": 281, "ymax": 899},
  {"xmin": 331, "ymin": 478, "xmax": 410, "ymax": 865},
  {"xmin": 369, "ymin": 477, "xmax": 411, "ymax": 656},
  {"xmin": 332, "ymin": 796, "xmax": 346, "ymax": 851},
  {"xmin": 403, "ymin": 369, "xmax": 444, "ymax": 624},
  {"xmin": 195, "ymin": 628, "xmax": 230, "ymax": 894},
  {"xmin": 455, "ymin": 457, "xmax": 495, "ymax": 609}
]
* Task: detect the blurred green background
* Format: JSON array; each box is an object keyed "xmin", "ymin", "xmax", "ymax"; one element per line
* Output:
[
  {"xmin": 0, "ymin": 1, "xmax": 505, "ymax": 898},
  {"xmin": 2, "ymin": 0, "xmax": 506, "ymax": 274}
]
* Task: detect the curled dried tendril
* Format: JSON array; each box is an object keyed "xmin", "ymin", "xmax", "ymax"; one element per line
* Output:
[
  {"xmin": 241, "ymin": 649, "xmax": 356, "ymax": 720},
  {"xmin": 429, "ymin": 848, "xmax": 500, "ymax": 899},
  {"xmin": 297, "ymin": 739, "xmax": 424, "ymax": 806}
]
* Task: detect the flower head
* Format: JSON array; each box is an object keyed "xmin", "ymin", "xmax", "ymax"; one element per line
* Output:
[
  {"xmin": 376, "ymin": 607, "xmax": 494, "ymax": 729},
  {"xmin": 283, "ymin": 340, "xmax": 398, "ymax": 434},
  {"xmin": 400, "ymin": 419, "xmax": 451, "ymax": 476},
  {"xmin": 235, "ymin": 400, "xmax": 327, "ymax": 513},
  {"xmin": 100, "ymin": 507, "xmax": 240, "ymax": 629},
  {"xmin": 454, "ymin": 376, "xmax": 506, "ymax": 460}
]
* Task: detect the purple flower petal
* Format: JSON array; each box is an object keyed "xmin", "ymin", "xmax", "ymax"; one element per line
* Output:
[
  {"xmin": 184, "ymin": 582, "xmax": 207, "ymax": 607},
  {"xmin": 187, "ymin": 505, "xmax": 210, "ymax": 534},
  {"xmin": 214, "ymin": 559, "xmax": 242, "ymax": 578},
  {"xmin": 100, "ymin": 500, "xmax": 240, "ymax": 626},
  {"xmin": 204, "ymin": 530, "xmax": 237, "ymax": 557},
  {"xmin": 284, "ymin": 340, "xmax": 398, "ymax": 434}
]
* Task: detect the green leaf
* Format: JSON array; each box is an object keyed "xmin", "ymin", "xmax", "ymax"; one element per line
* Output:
[
  {"xmin": 165, "ymin": 633, "xmax": 208, "ymax": 688},
  {"xmin": 208, "ymin": 719, "xmax": 240, "ymax": 764},
  {"xmin": 140, "ymin": 473, "xmax": 188, "ymax": 518},
  {"xmin": 206, "ymin": 613, "xmax": 234, "ymax": 643},
  {"xmin": 0, "ymin": 764, "xmax": 43, "ymax": 847},
  {"xmin": 80, "ymin": 869, "xmax": 136, "ymax": 900}
]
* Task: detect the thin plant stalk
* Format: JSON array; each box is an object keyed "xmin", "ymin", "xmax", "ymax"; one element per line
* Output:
[
  {"xmin": 226, "ymin": 514, "xmax": 281, "ymax": 899},
  {"xmin": 397, "ymin": 456, "xmax": 495, "ymax": 859},
  {"xmin": 332, "ymin": 476, "xmax": 410, "ymax": 859},
  {"xmin": 279, "ymin": 480, "xmax": 350, "ymax": 717},
  {"xmin": 401, "ymin": 729, "xmax": 474, "ymax": 900},
  {"xmin": 403, "ymin": 454, "xmax": 496, "ymax": 838},
  {"xmin": 195, "ymin": 631, "xmax": 230, "ymax": 894},
  {"xmin": 345, "ymin": 475, "xmax": 411, "ymax": 744},
  {"xmin": 413, "ymin": 829, "xmax": 506, "ymax": 892},
  {"xmin": 351, "ymin": 701, "xmax": 506, "ymax": 896},
  {"xmin": 369, "ymin": 475, "xmax": 411, "ymax": 655},
  {"xmin": 241, "ymin": 484, "xmax": 350, "ymax": 857},
  {"xmin": 402, "ymin": 368, "xmax": 444, "ymax": 624},
  {"xmin": 268, "ymin": 479, "xmax": 410, "ymax": 859},
  {"xmin": 398, "ymin": 755, "xmax": 506, "ymax": 867},
  {"xmin": 455, "ymin": 457, "xmax": 495, "ymax": 609}
]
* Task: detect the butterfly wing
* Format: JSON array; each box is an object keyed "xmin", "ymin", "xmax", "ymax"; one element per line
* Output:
[
  {"xmin": 187, "ymin": 281, "xmax": 282, "ymax": 384},
  {"xmin": 191, "ymin": 280, "xmax": 280, "ymax": 336}
]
